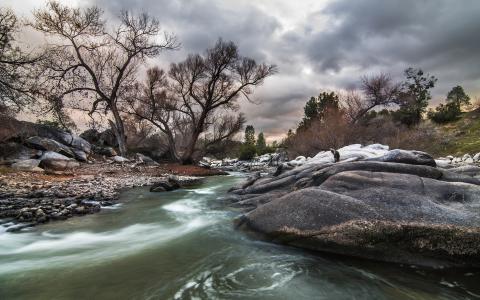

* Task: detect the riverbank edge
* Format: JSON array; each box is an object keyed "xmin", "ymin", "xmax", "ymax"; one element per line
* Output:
[{"xmin": 0, "ymin": 163, "xmax": 227, "ymax": 231}]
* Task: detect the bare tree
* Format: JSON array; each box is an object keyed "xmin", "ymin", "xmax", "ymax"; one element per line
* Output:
[
  {"xmin": 202, "ymin": 113, "xmax": 246, "ymax": 149},
  {"xmin": 128, "ymin": 40, "xmax": 276, "ymax": 163},
  {"xmin": 346, "ymin": 73, "xmax": 400, "ymax": 123},
  {"xmin": 168, "ymin": 39, "xmax": 276, "ymax": 163},
  {"xmin": 31, "ymin": 1, "xmax": 178, "ymax": 156},
  {"xmin": 342, "ymin": 89, "xmax": 364, "ymax": 123},
  {"xmin": 0, "ymin": 8, "xmax": 42, "ymax": 115},
  {"xmin": 126, "ymin": 67, "xmax": 183, "ymax": 161}
]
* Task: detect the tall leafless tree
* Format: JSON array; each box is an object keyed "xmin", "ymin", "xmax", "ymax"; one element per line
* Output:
[
  {"xmin": 0, "ymin": 8, "xmax": 42, "ymax": 115},
  {"xmin": 168, "ymin": 39, "xmax": 276, "ymax": 163},
  {"xmin": 127, "ymin": 40, "xmax": 275, "ymax": 163},
  {"xmin": 31, "ymin": 1, "xmax": 178, "ymax": 155},
  {"xmin": 126, "ymin": 67, "xmax": 183, "ymax": 161}
]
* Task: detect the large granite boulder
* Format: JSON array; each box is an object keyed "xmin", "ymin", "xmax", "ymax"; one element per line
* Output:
[
  {"xmin": 24, "ymin": 127, "xmax": 91, "ymax": 154},
  {"xmin": 231, "ymin": 145, "xmax": 480, "ymax": 268},
  {"xmin": 72, "ymin": 149, "xmax": 88, "ymax": 162},
  {"xmin": 39, "ymin": 151, "xmax": 80, "ymax": 171},
  {"xmin": 0, "ymin": 115, "xmax": 91, "ymax": 155},
  {"xmin": 0, "ymin": 142, "xmax": 41, "ymax": 163},
  {"xmin": 25, "ymin": 136, "xmax": 75, "ymax": 158},
  {"xmin": 367, "ymin": 149, "xmax": 436, "ymax": 167}
]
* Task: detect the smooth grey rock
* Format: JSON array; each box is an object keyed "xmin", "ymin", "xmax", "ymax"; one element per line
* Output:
[
  {"xmin": 11, "ymin": 159, "xmax": 43, "ymax": 172},
  {"xmin": 448, "ymin": 165, "xmax": 480, "ymax": 177},
  {"xmin": 25, "ymin": 136, "xmax": 75, "ymax": 158},
  {"xmin": 73, "ymin": 149, "xmax": 88, "ymax": 162},
  {"xmin": 40, "ymin": 151, "xmax": 71, "ymax": 161},
  {"xmin": 310, "ymin": 161, "xmax": 442, "ymax": 186},
  {"xmin": 40, "ymin": 159, "xmax": 80, "ymax": 171},
  {"xmin": 70, "ymin": 136, "xmax": 91, "ymax": 154},
  {"xmin": 112, "ymin": 156, "xmax": 129, "ymax": 163},
  {"xmin": 39, "ymin": 152, "xmax": 80, "ymax": 170},
  {"xmin": 238, "ymin": 171, "xmax": 480, "ymax": 267},
  {"xmin": 367, "ymin": 149, "xmax": 436, "ymax": 167}
]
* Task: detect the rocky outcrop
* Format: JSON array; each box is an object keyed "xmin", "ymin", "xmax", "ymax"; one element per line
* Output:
[
  {"xmin": 231, "ymin": 144, "xmax": 480, "ymax": 268},
  {"xmin": 0, "ymin": 116, "xmax": 92, "ymax": 171}
]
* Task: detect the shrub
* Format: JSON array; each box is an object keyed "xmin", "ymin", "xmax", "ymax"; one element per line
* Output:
[
  {"xmin": 239, "ymin": 143, "xmax": 257, "ymax": 160},
  {"xmin": 427, "ymin": 102, "xmax": 461, "ymax": 124}
]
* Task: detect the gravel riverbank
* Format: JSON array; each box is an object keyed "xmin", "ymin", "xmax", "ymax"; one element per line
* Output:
[{"xmin": 0, "ymin": 162, "xmax": 224, "ymax": 231}]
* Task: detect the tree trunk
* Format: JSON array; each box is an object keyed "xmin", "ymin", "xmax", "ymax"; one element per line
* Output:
[
  {"xmin": 181, "ymin": 130, "xmax": 201, "ymax": 165},
  {"xmin": 165, "ymin": 130, "xmax": 180, "ymax": 162},
  {"xmin": 110, "ymin": 106, "xmax": 127, "ymax": 157},
  {"xmin": 181, "ymin": 112, "xmax": 207, "ymax": 165}
]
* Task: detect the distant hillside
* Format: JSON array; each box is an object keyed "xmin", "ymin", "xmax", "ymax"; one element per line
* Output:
[{"xmin": 421, "ymin": 109, "xmax": 480, "ymax": 157}]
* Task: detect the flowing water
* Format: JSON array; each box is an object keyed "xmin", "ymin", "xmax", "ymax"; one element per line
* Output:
[{"xmin": 0, "ymin": 174, "xmax": 479, "ymax": 300}]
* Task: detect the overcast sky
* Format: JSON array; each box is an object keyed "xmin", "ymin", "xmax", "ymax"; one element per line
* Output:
[{"xmin": 5, "ymin": 0, "xmax": 480, "ymax": 141}]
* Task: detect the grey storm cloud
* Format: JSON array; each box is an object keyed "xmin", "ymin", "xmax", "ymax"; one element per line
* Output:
[
  {"xmin": 301, "ymin": 0, "xmax": 480, "ymax": 92},
  {"xmin": 5, "ymin": 0, "xmax": 480, "ymax": 140}
]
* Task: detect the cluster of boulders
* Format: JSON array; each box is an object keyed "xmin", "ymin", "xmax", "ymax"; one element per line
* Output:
[
  {"xmin": 436, "ymin": 153, "xmax": 480, "ymax": 168},
  {"xmin": 199, "ymin": 151, "xmax": 288, "ymax": 173},
  {"xmin": 227, "ymin": 144, "xmax": 480, "ymax": 268},
  {"xmin": 2, "ymin": 132, "xmax": 91, "ymax": 172},
  {"xmin": 0, "ymin": 119, "xmax": 162, "ymax": 173},
  {"xmin": 14, "ymin": 201, "xmax": 101, "ymax": 225}
]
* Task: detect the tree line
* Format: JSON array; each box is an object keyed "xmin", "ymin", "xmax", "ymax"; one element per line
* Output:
[
  {"xmin": 285, "ymin": 68, "xmax": 474, "ymax": 156},
  {"xmin": 238, "ymin": 125, "xmax": 277, "ymax": 160},
  {"xmin": 0, "ymin": 2, "xmax": 276, "ymax": 164}
]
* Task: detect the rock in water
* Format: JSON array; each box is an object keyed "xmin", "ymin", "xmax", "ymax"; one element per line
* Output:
[
  {"xmin": 237, "ymin": 171, "xmax": 480, "ymax": 267},
  {"xmin": 150, "ymin": 178, "xmax": 180, "ymax": 192},
  {"xmin": 231, "ymin": 144, "xmax": 480, "ymax": 268}
]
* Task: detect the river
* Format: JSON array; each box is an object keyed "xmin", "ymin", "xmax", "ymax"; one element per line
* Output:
[{"xmin": 0, "ymin": 174, "xmax": 479, "ymax": 299}]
